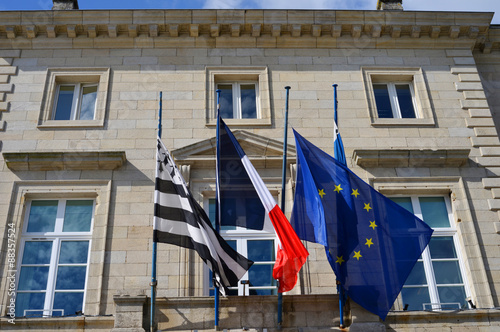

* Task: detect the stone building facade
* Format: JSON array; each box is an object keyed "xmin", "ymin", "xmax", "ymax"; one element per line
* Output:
[{"xmin": 0, "ymin": 4, "xmax": 500, "ymax": 331}]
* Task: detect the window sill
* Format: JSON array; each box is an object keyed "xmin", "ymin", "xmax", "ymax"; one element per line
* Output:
[
  {"xmin": 371, "ymin": 118, "xmax": 435, "ymax": 127},
  {"xmin": 38, "ymin": 119, "xmax": 105, "ymax": 129}
]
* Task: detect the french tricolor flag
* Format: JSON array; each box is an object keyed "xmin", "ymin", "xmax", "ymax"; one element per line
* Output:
[{"xmin": 217, "ymin": 116, "xmax": 309, "ymax": 293}]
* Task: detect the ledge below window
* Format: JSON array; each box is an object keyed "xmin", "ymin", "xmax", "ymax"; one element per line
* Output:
[
  {"xmin": 353, "ymin": 149, "xmax": 470, "ymax": 168},
  {"xmin": 3, "ymin": 151, "xmax": 126, "ymax": 171}
]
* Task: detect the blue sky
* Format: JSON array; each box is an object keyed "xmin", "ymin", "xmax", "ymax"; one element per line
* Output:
[{"xmin": 0, "ymin": 0, "xmax": 498, "ymax": 24}]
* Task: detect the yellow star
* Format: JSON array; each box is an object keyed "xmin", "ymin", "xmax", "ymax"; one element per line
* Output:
[
  {"xmin": 369, "ymin": 221, "xmax": 378, "ymax": 230},
  {"xmin": 318, "ymin": 189, "xmax": 326, "ymax": 198},
  {"xmin": 336, "ymin": 256, "xmax": 345, "ymax": 265},
  {"xmin": 365, "ymin": 238, "xmax": 374, "ymax": 248},
  {"xmin": 351, "ymin": 189, "xmax": 360, "ymax": 198},
  {"xmin": 334, "ymin": 184, "xmax": 343, "ymax": 193},
  {"xmin": 353, "ymin": 251, "xmax": 362, "ymax": 260},
  {"xmin": 363, "ymin": 203, "xmax": 372, "ymax": 212}
]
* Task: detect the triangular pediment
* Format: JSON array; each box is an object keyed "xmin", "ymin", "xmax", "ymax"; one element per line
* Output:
[{"xmin": 172, "ymin": 130, "xmax": 295, "ymax": 168}]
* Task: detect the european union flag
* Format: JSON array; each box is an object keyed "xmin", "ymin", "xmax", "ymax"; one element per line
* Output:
[{"xmin": 290, "ymin": 130, "xmax": 433, "ymax": 320}]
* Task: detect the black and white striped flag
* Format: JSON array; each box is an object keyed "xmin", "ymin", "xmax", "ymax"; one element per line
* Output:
[{"xmin": 154, "ymin": 138, "xmax": 253, "ymax": 295}]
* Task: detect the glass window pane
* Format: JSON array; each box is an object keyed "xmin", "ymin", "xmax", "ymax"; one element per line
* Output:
[
  {"xmin": 15, "ymin": 293, "xmax": 46, "ymax": 317},
  {"xmin": 240, "ymin": 84, "xmax": 257, "ymax": 119},
  {"xmin": 419, "ymin": 197, "xmax": 450, "ymax": 228},
  {"xmin": 218, "ymin": 84, "xmax": 234, "ymax": 119},
  {"xmin": 63, "ymin": 200, "xmax": 93, "ymax": 232},
  {"xmin": 247, "ymin": 240, "xmax": 274, "ymax": 262},
  {"xmin": 54, "ymin": 85, "xmax": 75, "ymax": 120},
  {"xmin": 401, "ymin": 287, "xmax": 430, "ymax": 311},
  {"xmin": 22, "ymin": 241, "xmax": 53, "ymax": 264},
  {"xmin": 248, "ymin": 264, "xmax": 276, "ymax": 287},
  {"xmin": 433, "ymin": 261, "xmax": 463, "ymax": 284},
  {"xmin": 55, "ymin": 266, "xmax": 87, "ymax": 290},
  {"xmin": 59, "ymin": 241, "xmax": 90, "ymax": 264},
  {"xmin": 18, "ymin": 266, "xmax": 50, "ymax": 291},
  {"xmin": 209, "ymin": 198, "xmax": 216, "ymax": 229},
  {"xmin": 396, "ymin": 84, "xmax": 416, "ymax": 118},
  {"xmin": 373, "ymin": 84, "xmax": 393, "ymax": 118},
  {"xmin": 404, "ymin": 261, "xmax": 427, "ymax": 286},
  {"xmin": 437, "ymin": 286, "xmax": 467, "ymax": 309},
  {"xmin": 390, "ymin": 197, "xmax": 414, "ymax": 213},
  {"xmin": 79, "ymin": 85, "xmax": 97, "ymax": 120},
  {"xmin": 428, "ymin": 237, "xmax": 457, "ymax": 259},
  {"xmin": 27, "ymin": 200, "xmax": 58, "ymax": 233},
  {"xmin": 53, "ymin": 292, "xmax": 84, "ymax": 316}
]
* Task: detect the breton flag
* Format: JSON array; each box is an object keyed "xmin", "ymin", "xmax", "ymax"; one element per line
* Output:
[
  {"xmin": 217, "ymin": 117, "xmax": 309, "ymax": 293},
  {"xmin": 290, "ymin": 130, "xmax": 433, "ymax": 319},
  {"xmin": 154, "ymin": 137, "xmax": 254, "ymax": 295}
]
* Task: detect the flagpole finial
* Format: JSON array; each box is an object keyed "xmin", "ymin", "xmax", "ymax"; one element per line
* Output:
[
  {"xmin": 285, "ymin": 86, "xmax": 291, "ymax": 90},
  {"xmin": 332, "ymin": 84, "xmax": 338, "ymax": 88}
]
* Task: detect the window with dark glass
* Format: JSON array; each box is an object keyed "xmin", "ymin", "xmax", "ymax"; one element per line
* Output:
[
  {"xmin": 207, "ymin": 198, "xmax": 277, "ymax": 295},
  {"xmin": 16, "ymin": 199, "xmax": 94, "ymax": 317},
  {"xmin": 391, "ymin": 196, "xmax": 469, "ymax": 311},
  {"xmin": 373, "ymin": 82, "xmax": 417, "ymax": 119},
  {"xmin": 53, "ymin": 83, "xmax": 98, "ymax": 121},
  {"xmin": 216, "ymin": 82, "xmax": 258, "ymax": 119}
]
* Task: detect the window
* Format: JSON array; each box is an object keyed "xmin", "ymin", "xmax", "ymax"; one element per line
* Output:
[
  {"xmin": 217, "ymin": 82, "xmax": 258, "ymax": 119},
  {"xmin": 391, "ymin": 196, "xmax": 470, "ymax": 311},
  {"xmin": 362, "ymin": 67, "xmax": 434, "ymax": 126},
  {"xmin": 205, "ymin": 198, "xmax": 278, "ymax": 296},
  {"xmin": 206, "ymin": 67, "xmax": 271, "ymax": 126},
  {"xmin": 16, "ymin": 199, "xmax": 94, "ymax": 317},
  {"xmin": 53, "ymin": 83, "xmax": 98, "ymax": 121},
  {"xmin": 38, "ymin": 68, "xmax": 110, "ymax": 128},
  {"xmin": 373, "ymin": 82, "xmax": 417, "ymax": 119}
]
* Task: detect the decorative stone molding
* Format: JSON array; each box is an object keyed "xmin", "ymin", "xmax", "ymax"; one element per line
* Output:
[
  {"xmin": 0, "ymin": 9, "xmax": 493, "ymax": 51},
  {"xmin": 3, "ymin": 151, "xmax": 126, "ymax": 171},
  {"xmin": 353, "ymin": 149, "xmax": 470, "ymax": 168}
]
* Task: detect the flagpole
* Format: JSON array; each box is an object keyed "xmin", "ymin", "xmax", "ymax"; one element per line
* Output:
[
  {"xmin": 278, "ymin": 86, "xmax": 291, "ymax": 327},
  {"xmin": 332, "ymin": 84, "xmax": 345, "ymax": 329},
  {"xmin": 214, "ymin": 89, "xmax": 221, "ymax": 330},
  {"xmin": 151, "ymin": 91, "xmax": 162, "ymax": 332}
]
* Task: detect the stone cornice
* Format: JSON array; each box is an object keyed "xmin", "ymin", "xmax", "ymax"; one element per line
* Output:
[
  {"xmin": 3, "ymin": 151, "xmax": 126, "ymax": 171},
  {"xmin": 0, "ymin": 9, "xmax": 495, "ymax": 51},
  {"xmin": 353, "ymin": 149, "xmax": 470, "ymax": 168}
]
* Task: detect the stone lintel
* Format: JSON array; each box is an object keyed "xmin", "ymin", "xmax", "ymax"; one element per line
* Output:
[
  {"xmin": 353, "ymin": 149, "xmax": 470, "ymax": 168},
  {"xmin": 3, "ymin": 151, "xmax": 127, "ymax": 171}
]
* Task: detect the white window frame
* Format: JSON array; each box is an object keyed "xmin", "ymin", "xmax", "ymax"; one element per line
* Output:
[
  {"xmin": 362, "ymin": 67, "xmax": 435, "ymax": 127},
  {"xmin": 394, "ymin": 195, "xmax": 471, "ymax": 311},
  {"xmin": 373, "ymin": 82, "xmax": 418, "ymax": 119},
  {"xmin": 38, "ymin": 67, "xmax": 110, "ymax": 128},
  {"xmin": 52, "ymin": 83, "xmax": 98, "ymax": 121},
  {"xmin": 216, "ymin": 81, "xmax": 260, "ymax": 120},
  {"xmin": 16, "ymin": 199, "xmax": 94, "ymax": 317},
  {"xmin": 206, "ymin": 66, "xmax": 272, "ymax": 127},
  {"xmin": 203, "ymin": 197, "xmax": 278, "ymax": 296}
]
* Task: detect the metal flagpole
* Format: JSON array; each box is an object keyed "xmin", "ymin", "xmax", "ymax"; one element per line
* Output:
[
  {"xmin": 214, "ymin": 89, "xmax": 222, "ymax": 330},
  {"xmin": 278, "ymin": 86, "xmax": 291, "ymax": 327},
  {"xmin": 151, "ymin": 91, "xmax": 162, "ymax": 332},
  {"xmin": 332, "ymin": 84, "xmax": 345, "ymax": 329}
]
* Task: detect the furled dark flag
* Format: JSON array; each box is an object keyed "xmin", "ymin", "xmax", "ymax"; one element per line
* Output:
[
  {"xmin": 290, "ymin": 130, "xmax": 433, "ymax": 319},
  {"xmin": 154, "ymin": 137, "xmax": 253, "ymax": 295},
  {"xmin": 217, "ymin": 117, "xmax": 309, "ymax": 292}
]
